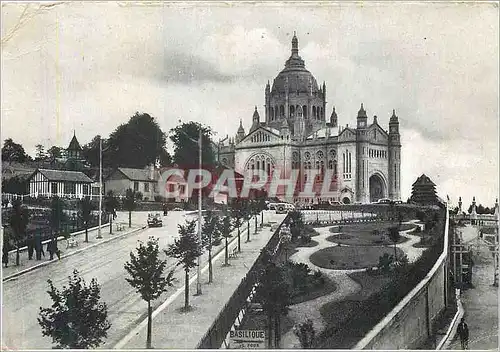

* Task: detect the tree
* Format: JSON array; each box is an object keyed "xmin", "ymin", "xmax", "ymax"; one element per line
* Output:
[
  {"xmin": 2, "ymin": 138, "xmax": 29, "ymax": 163},
  {"xmin": 169, "ymin": 121, "xmax": 215, "ymax": 167},
  {"xmin": 253, "ymin": 189, "xmax": 268, "ymax": 225},
  {"xmin": 159, "ymin": 149, "xmax": 172, "ymax": 167},
  {"xmin": 9, "ymin": 199, "xmax": 30, "ymax": 265},
  {"xmin": 230, "ymin": 199, "xmax": 245, "ymax": 252},
  {"xmin": 107, "ymin": 112, "xmax": 169, "ymax": 168},
  {"xmin": 47, "ymin": 145, "xmax": 63, "ymax": 160},
  {"xmin": 124, "ymin": 237, "xmax": 174, "ymax": 349},
  {"xmin": 34, "ymin": 144, "xmax": 46, "ymax": 161},
  {"xmin": 165, "ymin": 220, "xmax": 202, "ymax": 310},
  {"xmin": 255, "ymin": 261, "xmax": 291, "ymax": 348},
  {"xmin": 50, "ymin": 196, "xmax": 66, "ymax": 234},
  {"xmin": 38, "ymin": 270, "xmax": 110, "ymax": 348},
  {"xmin": 388, "ymin": 226, "xmax": 401, "ymax": 260},
  {"xmin": 2, "ymin": 175, "xmax": 29, "ymax": 194},
  {"xmin": 81, "ymin": 135, "xmax": 111, "ymax": 168},
  {"xmin": 289, "ymin": 210, "xmax": 304, "ymax": 242},
  {"xmin": 123, "ymin": 189, "xmax": 136, "ymax": 228},
  {"xmin": 104, "ymin": 191, "xmax": 119, "ymax": 234},
  {"xmin": 250, "ymin": 201, "xmax": 261, "ymax": 235},
  {"xmin": 78, "ymin": 197, "xmax": 93, "ymax": 243},
  {"xmin": 201, "ymin": 210, "xmax": 220, "ymax": 283},
  {"xmin": 293, "ymin": 319, "xmax": 316, "ymax": 349},
  {"xmin": 218, "ymin": 215, "xmax": 232, "ymax": 266}
]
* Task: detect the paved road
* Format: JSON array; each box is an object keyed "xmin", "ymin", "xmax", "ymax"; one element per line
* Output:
[
  {"xmin": 2, "ymin": 210, "xmax": 192, "ymax": 350},
  {"xmin": 448, "ymin": 225, "xmax": 498, "ymax": 350}
]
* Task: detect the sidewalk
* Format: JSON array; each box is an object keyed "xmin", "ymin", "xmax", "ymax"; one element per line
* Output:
[
  {"xmin": 116, "ymin": 213, "xmax": 287, "ymax": 349},
  {"xmin": 2, "ymin": 222, "xmax": 142, "ymax": 280},
  {"xmin": 448, "ymin": 225, "xmax": 498, "ymax": 350}
]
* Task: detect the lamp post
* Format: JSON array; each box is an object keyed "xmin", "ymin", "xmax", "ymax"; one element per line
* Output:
[
  {"xmin": 178, "ymin": 120, "xmax": 203, "ymax": 296},
  {"xmin": 196, "ymin": 128, "xmax": 202, "ymax": 295},
  {"xmin": 97, "ymin": 136, "xmax": 103, "ymax": 239}
]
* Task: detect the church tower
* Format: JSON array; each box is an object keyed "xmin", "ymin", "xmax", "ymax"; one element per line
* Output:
[
  {"xmin": 388, "ymin": 109, "xmax": 401, "ymax": 200},
  {"xmin": 250, "ymin": 106, "xmax": 260, "ymax": 132},
  {"xmin": 356, "ymin": 104, "xmax": 370, "ymax": 203},
  {"xmin": 236, "ymin": 119, "xmax": 245, "ymax": 143}
]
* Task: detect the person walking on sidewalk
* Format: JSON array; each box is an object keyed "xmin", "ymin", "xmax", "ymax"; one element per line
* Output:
[
  {"xmin": 47, "ymin": 236, "xmax": 60, "ymax": 260},
  {"xmin": 457, "ymin": 317, "xmax": 469, "ymax": 349},
  {"xmin": 27, "ymin": 234, "xmax": 35, "ymax": 260},
  {"xmin": 2, "ymin": 237, "xmax": 9, "ymax": 268}
]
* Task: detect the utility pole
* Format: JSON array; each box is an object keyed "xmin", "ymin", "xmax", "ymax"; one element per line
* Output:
[
  {"xmin": 97, "ymin": 136, "xmax": 103, "ymax": 239},
  {"xmin": 196, "ymin": 128, "xmax": 202, "ymax": 296}
]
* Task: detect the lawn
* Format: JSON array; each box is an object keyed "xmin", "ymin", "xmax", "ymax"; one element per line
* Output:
[
  {"xmin": 290, "ymin": 274, "xmax": 337, "ymax": 305},
  {"xmin": 309, "ymin": 246, "xmax": 405, "ymax": 270},
  {"xmin": 329, "ymin": 221, "xmax": 416, "ymax": 235},
  {"xmin": 326, "ymin": 233, "xmax": 408, "ymax": 246},
  {"xmin": 317, "ymin": 271, "xmax": 393, "ymax": 349}
]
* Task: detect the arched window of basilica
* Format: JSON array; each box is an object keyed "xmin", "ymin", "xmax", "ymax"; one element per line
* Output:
[
  {"xmin": 270, "ymin": 107, "xmax": 274, "ymax": 121},
  {"xmin": 312, "ymin": 106, "xmax": 316, "ymax": 119},
  {"xmin": 280, "ymin": 105, "xmax": 285, "ymax": 117},
  {"xmin": 328, "ymin": 160, "xmax": 333, "ymax": 169},
  {"xmin": 290, "ymin": 105, "xmax": 295, "ymax": 118},
  {"xmin": 316, "ymin": 150, "xmax": 324, "ymax": 159},
  {"xmin": 303, "ymin": 105, "xmax": 308, "ymax": 119}
]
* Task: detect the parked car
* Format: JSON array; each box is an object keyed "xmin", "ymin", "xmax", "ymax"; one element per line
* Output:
[
  {"xmin": 275, "ymin": 203, "xmax": 295, "ymax": 214},
  {"xmin": 147, "ymin": 213, "xmax": 163, "ymax": 227},
  {"xmin": 377, "ymin": 198, "xmax": 392, "ymax": 204}
]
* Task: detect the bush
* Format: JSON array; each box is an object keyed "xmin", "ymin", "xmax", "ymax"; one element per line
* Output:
[
  {"xmin": 300, "ymin": 233, "xmax": 312, "ymax": 244},
  {"xmin": 377, "ymin": 253, "xmax": 394, "ymax": 273},
  {"xmin": 154, "ymin": 195, "xmax": 166, "ymax": 203},
  {"xmin": 312, "ymin": 270, "xmax": 325, "ymax": 286}
]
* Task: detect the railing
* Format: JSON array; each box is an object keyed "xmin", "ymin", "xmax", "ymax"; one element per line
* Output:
[
  {"xmin": 196, "ymin": 213, "xmax": 289, "ymax": 349},
  {"xmin": 353, "ymin": 204, "xmax": 450, "ymax": 349}
]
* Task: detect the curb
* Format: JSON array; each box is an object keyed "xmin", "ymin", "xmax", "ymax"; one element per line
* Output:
[
  {"xmin": 437, "ymin": 288, "xmax": 464, "ymax": 349},
  {"xmin": 3, "ymin": 225, "xmax": 147, "ymax": 283}
]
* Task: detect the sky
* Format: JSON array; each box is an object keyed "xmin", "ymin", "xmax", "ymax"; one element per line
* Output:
[{"xmin": 1, "ymin": 1, "xmax": 499, "ymax": 206}]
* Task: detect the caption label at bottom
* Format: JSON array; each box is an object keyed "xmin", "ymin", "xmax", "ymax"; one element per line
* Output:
[{"xmin": 229, "ymin": 330, "xmax": 266, "ymax": 349}]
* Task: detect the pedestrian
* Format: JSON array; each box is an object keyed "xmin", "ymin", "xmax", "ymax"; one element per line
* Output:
[
  {"xmin": 27, "ymin": 234, "xmax": 35, "ymax": 260},
  {"xmin": 457, "ymin": 317, "xmax": 469, "ymax": 349},
  {"xmin": 53, "ymin": 237, "xmax": 61, "ymax": 260},
  {"xmin": 47, "ymin": 237, "xmax": 55, "ymax": 260},
  {"xmin": 2, "ymin": 238, "xmax": 9, "ymax": 268}
]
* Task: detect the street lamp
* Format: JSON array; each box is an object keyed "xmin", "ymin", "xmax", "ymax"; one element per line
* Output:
[
  {"xmin": 178, "ymin": 120, "xmax": 203, "ymax": 296},
  {"xmin": 97, "ymin": 136, "xmax": 103, "ymax": 239}
]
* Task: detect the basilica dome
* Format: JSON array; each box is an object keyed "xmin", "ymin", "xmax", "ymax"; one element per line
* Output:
[{"xmin": 271, "ymin": 33, "xmax": 320, "ymax": 95}]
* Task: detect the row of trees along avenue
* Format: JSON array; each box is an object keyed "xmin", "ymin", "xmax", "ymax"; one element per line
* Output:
[{"xmin": 37, "ymin": 199, "xmax": 267, "ymax": 349}]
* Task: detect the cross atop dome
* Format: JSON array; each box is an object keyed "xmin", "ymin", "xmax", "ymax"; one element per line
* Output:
[
  {"xmin": 291, "ymin": 31, "xmax": 298, "ymax": 56},
  {"xmin": 285, "ymin": 32, "xmax": 305, "ymax": 69}
]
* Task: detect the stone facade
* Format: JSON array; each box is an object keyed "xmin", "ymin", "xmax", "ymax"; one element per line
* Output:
[{"xmin": 217, "ymin": 34, "xmax": 401, "ymax": 204}]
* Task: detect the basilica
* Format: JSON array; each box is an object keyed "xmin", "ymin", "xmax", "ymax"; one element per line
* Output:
[{"xmin": 216, "ymin": 33, "xmax": 401, "ymax": 204}]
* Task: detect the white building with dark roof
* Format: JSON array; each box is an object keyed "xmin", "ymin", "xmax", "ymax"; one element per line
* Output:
[
  {"xmin": 104, "ymin": 166, "xmax": 159, "ymax": 200},
  {"xmin": 28, "ymin": 168, "xmax": 94, "ymax": 198}
]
